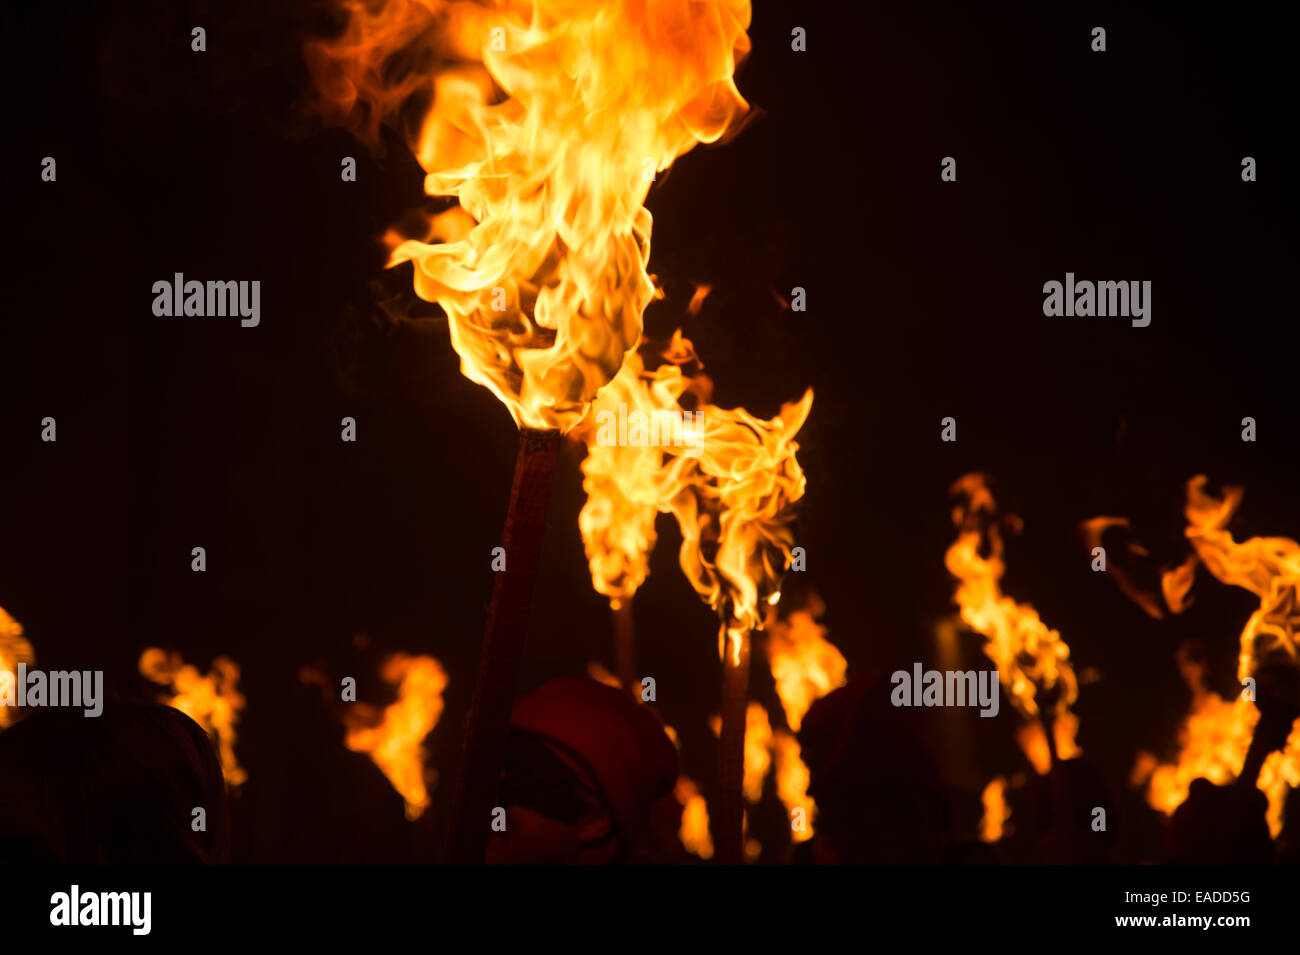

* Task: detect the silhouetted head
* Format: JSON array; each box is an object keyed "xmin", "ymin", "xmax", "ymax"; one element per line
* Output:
[
  {"xmin": 486, "ymin": 677, "xmax": 680, "ymax": 864},
  {"xmin": 0, "ymin": 702, "xmax": 230, "ymax": 864},
  {"xmin": 799, "ymin": 672, "xmax": 952, "ymax": 863}
]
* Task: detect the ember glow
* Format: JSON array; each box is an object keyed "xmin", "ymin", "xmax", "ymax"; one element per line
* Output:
[
  {"xmin": 946, "ymin": 474, "xmax": 1082, "ymax": 766},
  {"xmin": 345, "ymin": 653, "xmax": 448, "ymax": 820},
  {"xmin": 308, "ymin": 0, "xmax": 753, "ymax": 432},
  {"xmin": 0, "ymin": 606, "xmax": 34, "ymax": 730},
  {"xmin": 139, "ymin": 649, "xmax": 248, "ymax": 787}
]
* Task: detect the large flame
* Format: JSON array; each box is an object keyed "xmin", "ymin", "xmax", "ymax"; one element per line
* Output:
[
  {"xmin": 308, "ymin": 0, "xmax": 753, "ymax": 432},
  {"xmin": 345, "ymin": 653, "xmax": 448, "ymax": 820},
  {"xmin": 576, "ymin": 331, "xmax": 812, "ymax": 654},
  {"xmin": 945, "ymin": 475, "xmax": 1081, "ymax": 766},
  {"xmin": 140, "ymin": 649, "xmax": 247, "ymax": 787},
  {"xmin": 0, "ymin": 606, "xmax": 35, "ymax": 731}
]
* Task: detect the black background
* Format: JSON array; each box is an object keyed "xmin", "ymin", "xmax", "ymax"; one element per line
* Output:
[{"xmin": 2, "ymin": 0, "xmax": 1295, "ymax": 862}]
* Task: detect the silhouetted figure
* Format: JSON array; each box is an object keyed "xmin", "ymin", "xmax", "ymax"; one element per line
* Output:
[
  {"xmin": 484, "ymin": 677, "xmax": 680, "ymax": 864},
  {"xmin": 0, "ymin": 703, "xmax": 229, "ymax": 864},
  {"xmin": 1020, "ymin": 756, "xmax": 1119, "ymax": 864},
  {"xmin": 798, "ymin": 672, "xmax": 953, "ymax": 864}
]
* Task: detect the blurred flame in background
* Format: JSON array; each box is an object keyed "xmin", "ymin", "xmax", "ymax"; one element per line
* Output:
[
  {"xmin": 979, "ymin": 776, "xmax": 1010, "ymax": 843},
  {"xmin": 306, "ymin": 0, "xmax": 754, "ymax": 432},
  {"xmin": 140, "ymin": 649, "xmax": 247, "ymax": 787},
  {"xmin": 345, "ymin": 653, "xmax": 448, "ymax": 820},
  {"xmin": 763, "ymin": 592, "xmax": 845, "ymax": 842},
  {"xmin": 946, "ymin": 474, "xmax": 1082, "ymax": 769},
  {"xmin": 765, "ymin": 592, "xmax": 846, "ymax": 733},
  {"xmin": 1134, "ymin": 477, "xmax": 1300, "ymax": 836},
  {"xmin": 0, "ymin": 606, "xmax": 35, "ymax": 730}
]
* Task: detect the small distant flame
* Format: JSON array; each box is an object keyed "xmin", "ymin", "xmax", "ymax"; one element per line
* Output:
[
  {"xmin": 675, "ymin": 775, "xmax": 713, "ymax": 859},
  {"xmin": 764, "ymin": 592, "xmax": 846, "ymax": 733},
  {"xmin": 686, "ymin": 283, "xmax": 712, "ymax": 316},
  {"xmin": 140, "ymin": 649, "xmax": 247, "ymax": 787},
  {"xmin": 979, "ymin": 776, "xmax": 1011, "ymax": 843},
  {"xmin": 1260, "ymin": 720, "xmax": 1300, "ymax": 837},
  {"xmin": 946, "ymin": 474, "xmax": 1082, "ymax": 767},
  {"xmin": 586, "ymin": 660, "xmax": 623, "ymax": 689},
  {"xmin": 0, "ymin": 606, "xmax": 35, "ymax": 730},
  {"xmin": 345, "ymin": 653, "xmax": 448, "ymax": 820},
  {"xmin": 771, "ymin": 729, "xmax": 814, "ymax": 843},
  {"xmin": 710, "ymin": 701, "xmax": 772, "ymax": 803},
  {"xmin": 308, "ymin": 0, "xmax": 753, "ymax": 432}
]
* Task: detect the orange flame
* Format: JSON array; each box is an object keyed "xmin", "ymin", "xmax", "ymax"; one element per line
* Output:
[
  {"xmin": 1178, "ymin": 476, "xmax": 1300, "ymax": 680},
  {"xmin": 577, "ymin": 332, "xmax": 812, "ymax": 648},
  {"xmin": 345, "ymin": 653, "xmax": 448, "ymax": 820},
  {"xmin": 771, "ymin": 729, "xmax": 814, "ymax": 843},
  {"xmin": 674, "ymin": 775, "xmax": 713, "ymax": 859},
  {"xmin": 309, "ymin": 0, "xmax": 753, "ymax": 432},
  {"xmin": 0, "ymin": 606, "xmax": 35, "ymax": 731},
  {"xmin": 140, "ymin": 649, "xmax": 247, "ymax": 787},
  {"xmin": 1138, "ymin": 478, "xmax": 1300, "ymax": 835},
  {"xmin": 979, "ymin": 776, "xmax": 1011, "ymax": 843},
  {"xmin": 709, "ymin": 701, "xmax": 772, "ymax": 803},
  {"xmin": 764, "ymin": 592, "xmax": 846, "ymax": 733},
  {"xmin": 945, "ymin": 475, "xmax": 1081, "ymax": 766}
]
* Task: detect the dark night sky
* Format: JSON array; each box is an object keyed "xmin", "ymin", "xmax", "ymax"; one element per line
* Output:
[{"xmin": 2, "ymin": 1, "xmax": 1295, "ymax": 861}]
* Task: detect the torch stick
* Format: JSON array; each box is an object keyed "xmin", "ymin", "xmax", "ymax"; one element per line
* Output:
[
  {"xmin": 716, "ymin": 622, "xmax": 752, "ymax": 865},
  {"xmin": 447, "ymin": 426, "xmax": 560, "ymax": 864},
  {"xmin": 613, "ymin": 601, "xmax": 638, "ymax": 698}
]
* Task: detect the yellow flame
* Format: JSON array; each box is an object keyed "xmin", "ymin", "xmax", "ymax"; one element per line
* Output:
[
  {"xmin": 0, "ymin": 606, "xmax": 35, "ymax": 730},
  {"xmin": 140, "ymin": 649, "xmax": 247, "ymax": 787},
  {"xmin": 979, "ymin": 776, "xmax": 1011, "ymax": 843},
  {"xmin": 577, "ymin": 332, "xmax": 812, "ymax": 644},
  {"xmin": 345, "ymin": 653, "xmax": 448, "ymax": 820},
  {"xmin": 945, "ymin": 475, "xmax": 1081, "ymax": 761},
  {"xmin": 309, "ymin": 0, "xmax": 753, "ymax": 432}
]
